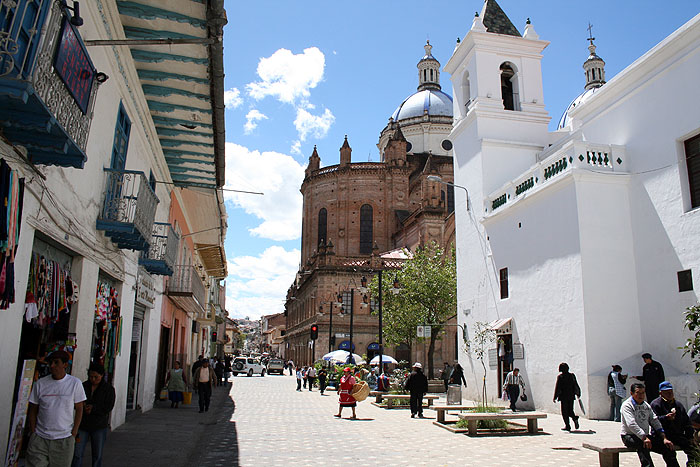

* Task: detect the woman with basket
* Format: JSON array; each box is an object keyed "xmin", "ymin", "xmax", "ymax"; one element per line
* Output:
[{"xmin": 335, "ymin": 367, "xmax": 357, "ymax": 419}]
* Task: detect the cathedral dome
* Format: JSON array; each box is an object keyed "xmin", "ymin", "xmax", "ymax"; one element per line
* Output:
[
  {"xmin": 391, "ymin": 89, "xmax": 453, "ymax": 121},
  {"xmin": 557, "ymin": 87, "xmax": 598, "ymax": 130}
]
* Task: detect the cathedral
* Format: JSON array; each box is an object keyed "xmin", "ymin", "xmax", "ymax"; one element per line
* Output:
[
  {"xmin": 450, "ymin": 0, "xmax": 700, "ymax": 418},
  {"xmin": 284, "ymin": 42, "xmax": 459, "ymax": 369}
]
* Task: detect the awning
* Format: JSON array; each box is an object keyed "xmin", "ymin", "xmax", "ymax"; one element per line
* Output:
[{"xmin": 489, "ymin": 317, "xmax": 512, "ymax": 334}]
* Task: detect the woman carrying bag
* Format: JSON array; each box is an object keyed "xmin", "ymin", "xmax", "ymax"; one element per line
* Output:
[
  {"xmin": 166, "ymin": 361, "xmax": 187, "ymax": 408},
  {"xmin": 553, "ymin": 362, "xmax": 581, "ymax": 431}
]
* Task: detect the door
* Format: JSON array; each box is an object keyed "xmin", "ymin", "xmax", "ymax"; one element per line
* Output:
[
  {"xmin": 497, "ymin": 334, "xmax": 513, "ymax": 391},
  {"xmin": 126, "ymin": 306, "xmax": 145, "ymax": 411}
]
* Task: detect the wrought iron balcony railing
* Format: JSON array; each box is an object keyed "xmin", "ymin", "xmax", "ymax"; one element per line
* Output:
[
  {"xmin": 167, "ymin": 265, "xmax": 206, "ymax": 315},
  {"xmin": 96, "ymin": 169, "xmax": 159, "ymax": 251},
  {"xmin": 0, "ymin": 0, "xmax": 99, "ymax": 168},
  {"xmin": 139, "ymin": 222, "xmax": 179, "ymax": 276}
]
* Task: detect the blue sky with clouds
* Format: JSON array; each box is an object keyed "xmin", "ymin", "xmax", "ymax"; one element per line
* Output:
[{"xmin": 219, "ymin": 0, "xmax": 699, "ymax": 319}]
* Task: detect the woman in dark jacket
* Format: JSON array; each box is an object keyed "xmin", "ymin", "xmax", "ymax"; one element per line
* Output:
[
  {"xmin": 553, "ymin": 362, "xmax": 581, "ymax": 431},
  {"xmin": 71, "ymin": 363, "xmax": 116, "ymax": 467},
  {"xmin": 449, "ymin": 363, "xmax": 467, "ymax": 386}
]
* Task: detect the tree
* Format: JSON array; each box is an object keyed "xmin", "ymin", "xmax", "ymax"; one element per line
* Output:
[
  {"xmin": 370, "ymin": 242, "xmax": 456, "ymax": 379},
  {"xmin": 470, "ymin": 322, "xmax": 498, "ymax": 408},
  {"xmin": 680, "ymin": 303, "xmax": 700, "ymax": 373}
]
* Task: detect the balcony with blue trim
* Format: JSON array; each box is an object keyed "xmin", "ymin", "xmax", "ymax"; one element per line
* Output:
[
  {"xmin": 96, "ymin": 169, "xmax": 159, "ymax": 251},
  {"xmin": 139, "ymin": 222, "xmax": 178, "ymax": 276},
  {"xmin": 167, "ymin": 264, "xmax": 206, "ymax": 315},
  {"xmin": 0, "ymin": 0, "xmax": 101, "ymax": 169}
]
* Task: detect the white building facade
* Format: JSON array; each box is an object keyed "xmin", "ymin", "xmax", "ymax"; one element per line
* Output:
[{"xmin": 447, "ymin": 0, "xmax": 700, "ymax": 419}]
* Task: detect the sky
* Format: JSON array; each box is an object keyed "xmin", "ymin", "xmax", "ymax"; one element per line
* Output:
[{"xmin": 219, "ymin": 0, "xmax": 700, "ymax": 320}]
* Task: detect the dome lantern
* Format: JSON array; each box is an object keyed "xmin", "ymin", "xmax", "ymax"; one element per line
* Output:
[
  {"xmin": 583, "ymin": 23, "xmax": 606, "ymax": 91},
  {"xmin": 417, "ymin": 40, "xmax": 441, "ymax": 91}
]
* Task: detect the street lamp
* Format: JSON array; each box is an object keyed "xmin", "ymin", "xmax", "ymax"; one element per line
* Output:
[{"xmin": 427, "ymin": 175, "xmax": 470, "ymax": 211}]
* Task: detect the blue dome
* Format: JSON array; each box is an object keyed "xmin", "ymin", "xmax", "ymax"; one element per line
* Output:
[
  {"xmin": 557, "ymin": 87, "xmax": 599, "ymax": 130},
  {"xmin": 391, "ymin": 89, "xmax": 453, "ymax": 121}
]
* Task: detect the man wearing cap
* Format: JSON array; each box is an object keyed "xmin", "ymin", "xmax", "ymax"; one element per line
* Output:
[
  {"xmin": 621, "ymin": 383, "xmax": 679, "ymax": 467},
  {"xmin": 635, "ymin": 353, "xmax": 665, "ymax": 403},
  {"xmin": 651, "ymin": 381, "xmax": 697, "ymax": 466},
  {"xmin": 405, "ymin": 363, "xmax": 428, "ymax": 418},
  {"xmin": 26, "ymin": 350, "xmax": 86, "ymax": 467}
]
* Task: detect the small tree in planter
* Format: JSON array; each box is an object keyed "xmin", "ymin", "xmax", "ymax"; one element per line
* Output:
[
  {"xmin": 471, "ymin": 322, "xmax": 499, "ymax": 408},
  {"xmin": 680, "ymin": 303, "xmax": 700, "ymax": 373}
]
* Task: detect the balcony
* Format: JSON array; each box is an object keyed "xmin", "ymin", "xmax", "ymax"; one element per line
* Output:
[
  {"xmin": 139, "ymin": 222, "xmax": 178, "ymax": 276},
  {"xmin": 96, "ymin": 169, "xmax": 158, "ymax": 251},
  {"xmin": 167, "ymin": 265, "xmax": 206, "ymax": 315},
  {"xmin": 0, "ymin": 0, "xmax": 100, "ymax": 168}
]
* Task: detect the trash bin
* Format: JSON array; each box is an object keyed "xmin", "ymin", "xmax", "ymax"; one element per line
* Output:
[{"xmin": 447, "ymin": 384, "xmax": 462, "ymax": 405}]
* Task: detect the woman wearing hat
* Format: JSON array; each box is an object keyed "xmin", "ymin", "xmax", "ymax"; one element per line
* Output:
[{"xmin": 334, "ymin": 367, "xmax": 357, "ymax": 419}]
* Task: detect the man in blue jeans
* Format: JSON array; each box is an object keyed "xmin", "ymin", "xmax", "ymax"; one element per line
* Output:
[{"xmin": 503, "ymin": 368, "xmax": 525, "ymax": 412}]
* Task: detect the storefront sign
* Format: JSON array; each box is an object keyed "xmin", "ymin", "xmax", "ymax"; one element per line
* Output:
[
  {"xmin": 136, "ymin": 270, "xmax": 155, "ymax": 308},
  {"xmin": 54, "ymin": 19, "xmax": 96, "ymax": 114},
  {"xmin": 5, "ymin": 359, "xmax": 36, "ymax": 467},
  {"xmin": 367, "ymin": 342, "xmax": 380, "ymax": 351}
]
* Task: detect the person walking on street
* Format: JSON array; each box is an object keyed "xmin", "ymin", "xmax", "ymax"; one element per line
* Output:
[
  {"xmin": 307, "ymin": 366, "xmax": 316, "ymax": 391},
  {"xmin": 405, "ymin": 363, "xmax": 429, "ymax": 418},
  {"xmin": 71, "ymin": 363, "xmax": 115, "ymax": 467},
  {"xmin": 194, "ymin": 360, "xmax": 216, "ymax": 413},
  {"xmin": 553, "ymin": 362, "xmax": 581, "ymax": 431},
  {"xmin": 302, "ymin": 366, "xmax": 308, "ymax": 389},
  {"xmin": 27, "ymin": 350, "xmax": 86, "ymax": 467},
  {"xmin": 450, "ymin": 363, "xmax": 467, "ymax": 387},
  {"xmin": 503, "ymin": 368, "xmax": 526, "ymax": 412},
  {"xmin": 288, "ymin": 360, "xmax": 294, "ymax": 376},
  {"xmin": 191, "ymin": 355, "xmax": 203, "ymax": 393},
  {"xmin": 318, "ymin": 368, "xmax": 327, "ymax": 395},
  {"xmin": 621, "ymin": 383, "xmax": 679, "ymax": 467},
  {"xmin": 165, "ymin": 361, "xmax": 187, "ymax": 408},
  {"xmin": 295, "ymin": 367, "xmax": 302, "ymax": 391},
  {"xmin": 635, "ymin": 353, "xmax": 665, "ymax": 403},
  {"xmin": 441, "ymin": 362, "xmax": 453, "ymax": 392},
  {"xmin": 609, "ymin": 364, "xmax": 628, "ymax": 422},
  {"xmin": 650, "ymin": 381, "xmax": 697, "ymax": 466},
  {"xmin": 335, "ymin": 367, "xmax": 357, "ymax": 419}
]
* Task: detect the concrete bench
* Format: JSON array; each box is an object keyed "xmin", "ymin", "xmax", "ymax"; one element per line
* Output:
[
  {"xmin": 457, "ymin": 411, "xmax": 547, "ymax": 436},
  {"xmin": 431, "ymin": 405, "xmax": 478, "ymax": 423},
  {"xmin": 581, "ymin": 443, "xmax": 678, "ymax": 467},
  {"xmin": 369, "ymin": 390, "xmax": 387, "ymax": 403},
  {"xmin": 377, "ymin": 393, "xmax": 439, "ymax": 408}
]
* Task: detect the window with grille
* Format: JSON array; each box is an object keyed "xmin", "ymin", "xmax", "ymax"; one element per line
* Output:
[
  {"xmin": 360, "ymin": 204, "xmax": 373, "ymax": 254},
  {"xmin": 499, "ymin": 268, "xmax": 509, "ymax": 299},
  {"xmin": 341, "ymin": 291, "xmax": 352, "ymax": 313},
  {"xmin": 318, "ymin": 208, "xmax": 327, "ymax": 246},
  {"xmin": 686, "ymin": 134, "xmax": 700, "ymax": 209}
]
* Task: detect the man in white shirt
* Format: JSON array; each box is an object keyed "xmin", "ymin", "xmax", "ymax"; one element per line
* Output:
[{"xmin": 26, "ymin": 350, "xmax": 86, "ymax": 467}]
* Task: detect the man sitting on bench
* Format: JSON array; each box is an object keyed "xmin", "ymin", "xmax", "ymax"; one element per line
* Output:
[
  {"xmin": 650, "ymin": 381, "xmax": 697, "ymax": 466},
  {"xmin": 621, "ymin": 383, "xmax": 679, "ymax": 467}
]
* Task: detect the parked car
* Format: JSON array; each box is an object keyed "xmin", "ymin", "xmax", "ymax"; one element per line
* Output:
[
  {"xmin": 232, "ymin": 357, "xmax": 266, "ymax": 377},
  {"xmin": 266, "ymin": 358, "xmax": 285, "ymax": 375}
]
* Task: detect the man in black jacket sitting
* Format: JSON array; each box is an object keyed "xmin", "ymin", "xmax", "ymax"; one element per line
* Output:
[{"xmin": 650, "ymin": 381, "xmax": 696, "ymax": 466}]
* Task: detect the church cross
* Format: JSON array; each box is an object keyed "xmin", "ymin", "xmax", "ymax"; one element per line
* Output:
[{"xmin": 587, "ymin": 22, "xmax": 595, "ymax": 44}]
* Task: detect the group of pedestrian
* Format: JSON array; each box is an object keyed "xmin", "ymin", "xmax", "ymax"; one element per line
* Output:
[{"xmin": 26, "ymin": 350, "xmax": 116, "ymax": 467}]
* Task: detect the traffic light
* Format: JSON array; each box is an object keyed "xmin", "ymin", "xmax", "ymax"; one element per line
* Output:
[
  {"xmin": 212, "ymin": 331, "xmax": 218, "ymax": 342},
  {"xmin": 310, "ymin": 325, "xmax": 318, "ymax": 340}
]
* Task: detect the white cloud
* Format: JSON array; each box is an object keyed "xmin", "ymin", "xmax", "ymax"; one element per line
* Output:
[
  {"xmin": 224, "ymin": 88, "xmax": 243, "ymax": 109},
  {"xmin": 224, "ymin": 142, "xmax": 304, "ymax": 241},
  {"xmin": 290, "ymin": 140, "xmax": 302, "ymax": 155},
  {"xmin": 243, "ymin": 109, "xmax": 268, "ymax": 134},
  {"xmin": 294, "ymin": 108, "xmax": 335, "ymax": 141},
  {"xmin": 225, "ymin": 246, "xmax": 299, "ymax": 320},
  {"xmin": 246, "ymin": 47, "xmax": 325, "ymax": 106}
]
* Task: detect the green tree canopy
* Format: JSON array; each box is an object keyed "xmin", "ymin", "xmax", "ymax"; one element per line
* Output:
[{"xmin": 370, "ymin": 242, "xmax": 457, "ymax": 378}]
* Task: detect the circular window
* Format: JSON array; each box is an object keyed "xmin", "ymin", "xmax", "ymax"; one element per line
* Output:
[
  {"xmin": 441, "ymin": 139, "xmax": 453, "ymax": 151},
  {"xmin": 405, "ymin": 142, "xmax": 412, "ymax": 152}
]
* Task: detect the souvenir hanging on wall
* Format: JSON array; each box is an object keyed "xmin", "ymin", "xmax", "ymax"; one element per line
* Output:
[
  {"xmin": 24, "ymin": 253, "xmax": 75, "ymax": 326},
  {"xmin": 92, "ymin": 280, "xmax": 121, "ymax": 379},
  {"xmin": 0, "ymin": 158, "xmax": 25, "ymax": 310}
]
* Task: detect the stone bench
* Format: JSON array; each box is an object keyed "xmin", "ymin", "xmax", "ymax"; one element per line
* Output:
[
  {"xmin": 374, "ymin": 393, "xmax": 439, "ymax": 408},
  {"xmin": 457, "ymin": 411, "xmax": 547, "ymax": 436},
  {"xmin": 431, "ymin": 405, "xmax": 478, "ymax": 423},
  {"xmin": 581, "ymin": 442, "xmax": 678, "ymax": 467}
]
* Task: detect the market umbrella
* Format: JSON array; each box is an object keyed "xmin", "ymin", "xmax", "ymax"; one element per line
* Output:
[
  {"xmin": 322, "ymin": 350, "xmax": 365, "ymax": 365},
  {"xmin": 369, "ymin": 355, "xmax": 398, "ymax": 365}
]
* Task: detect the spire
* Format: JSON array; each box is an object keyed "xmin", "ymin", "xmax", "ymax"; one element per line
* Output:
[
  {"xmin": 306, "ymin": 145, "xmax": 320, "ymax": 175},
  {"xmin": 417, "ymin": 40, "xmax": 441, "ymax": 91},
  {"xmin": 583, "ymin": 23, "xmax": 606, "ymax": 91},
  {"xmin": 339, "ymin": 135, "xmax": 352, "ymax": 165},
  {"xmin": 480, "ymin": 0, "xmax": 521, "ymax": 37}
]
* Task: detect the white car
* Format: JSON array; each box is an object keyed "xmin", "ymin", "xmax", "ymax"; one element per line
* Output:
[{"xmin": 232, "ymin": 357, "xmax": 265, "ymax": 377}]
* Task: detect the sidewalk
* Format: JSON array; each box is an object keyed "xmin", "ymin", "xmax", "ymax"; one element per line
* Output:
[{"xmin": 95, "ymin": 383, "xmax": 236, "ymax": 467}]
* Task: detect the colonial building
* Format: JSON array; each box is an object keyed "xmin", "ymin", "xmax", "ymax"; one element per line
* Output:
[
  {"xmin": 0, "ymin": 0, "xmax": 227, "ymax": 460},
  {"xmin": 449, "ymin": 0, "xmax": 700, "ymax": 418},
  {"xmin": 285, "ymin": 43, "xmax": 459, "ymax": 368}
]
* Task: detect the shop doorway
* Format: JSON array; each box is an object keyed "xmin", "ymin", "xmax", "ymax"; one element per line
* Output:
[
  {"xmin": 126, "ymin": 305, "xmax": 145, "ymax": 411},
  {"xmin": 156, "ymin": 325, "xmax": 170, "ymax": 394},
  {"xmin": 497, "ymin": 334, "xmax": 514, "ymax": 391}
]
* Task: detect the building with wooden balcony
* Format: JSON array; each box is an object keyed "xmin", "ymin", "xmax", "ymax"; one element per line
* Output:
[{"xmin": 0, "ymin": 1, "xmax": 228, "ymax": 459}]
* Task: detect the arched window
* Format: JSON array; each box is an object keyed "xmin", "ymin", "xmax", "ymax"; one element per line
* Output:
[
  {"xmin": 500, "ymin": 63, "xmax": 520, "ymax": 111},
  {"xmin": 359, "ymin": 204, "xmax": 373, "ymax": 254},
  {"xmin": 318, "ymin": 208, "xmax": 327, "ymax": 247}
]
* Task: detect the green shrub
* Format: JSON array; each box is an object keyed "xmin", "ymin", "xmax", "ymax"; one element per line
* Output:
[{"xmin": 455, "ymin": 406, "xmax": 509, "ymax": 430}]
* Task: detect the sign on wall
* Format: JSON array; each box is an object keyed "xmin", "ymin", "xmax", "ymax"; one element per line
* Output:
[
  {"xmin": 54, "ymin": 18, "xmax": 96, "ymax": 114},
  {"xmin": 488, "ymin": 348, "xmax": 498, "ymax": 369},
  {"xmin": 136, "ymin": 269, "xmax": 156, "ymax": 308},
  {"xmin": 512, "ymin": 343, "xmax": 524, "ymax": 360}
]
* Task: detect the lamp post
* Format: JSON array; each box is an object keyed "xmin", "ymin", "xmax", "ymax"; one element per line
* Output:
[{"xmin": 427, "ymin": 175, "xmax": 470, "ymax": 211}]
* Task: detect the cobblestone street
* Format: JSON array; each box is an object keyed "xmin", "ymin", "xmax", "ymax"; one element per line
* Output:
[{"xmin": 99, "ymin": 373, "xmax": 689, "ymax": 466}]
